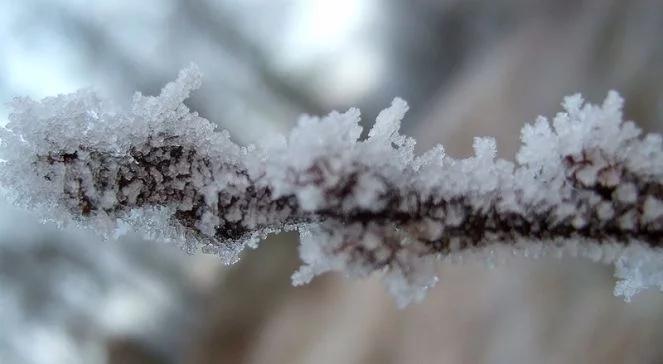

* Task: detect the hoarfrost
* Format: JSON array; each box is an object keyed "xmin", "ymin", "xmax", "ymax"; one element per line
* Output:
[{"xmin": 1, "ymin": 66, "xmax": 661, "ymax": 307}]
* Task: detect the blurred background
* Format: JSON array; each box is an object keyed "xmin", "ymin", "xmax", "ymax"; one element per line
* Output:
[{"xmin": 1, "ymin": 0, "xmax": 663, "ymax": 363}]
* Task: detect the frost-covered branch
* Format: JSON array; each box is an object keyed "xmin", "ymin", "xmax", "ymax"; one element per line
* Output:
[{"xmin": 1, "ymin": 65, "xmax": 662, "ymax": 307}]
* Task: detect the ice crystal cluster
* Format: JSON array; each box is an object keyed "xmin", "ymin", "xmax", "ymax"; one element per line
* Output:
[{"xmin": 1, "ymin": 65, "xmax": 661, "ymax": 307}]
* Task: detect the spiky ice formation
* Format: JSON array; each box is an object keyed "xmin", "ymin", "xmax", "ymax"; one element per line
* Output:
[{"xmin": 1, "ymin": 65, "xmax": 661, "ymax": 307}]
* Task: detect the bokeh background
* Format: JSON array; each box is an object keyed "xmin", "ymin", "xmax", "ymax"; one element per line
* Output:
[{"xmin": 1, "ymin": 0, "xmax": 663, "ymax": 363}]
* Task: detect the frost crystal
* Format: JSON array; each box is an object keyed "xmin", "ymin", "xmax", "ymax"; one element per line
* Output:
[{"xmin": 1, "ymin": 66, "xmax": 661, "ymax": 307}]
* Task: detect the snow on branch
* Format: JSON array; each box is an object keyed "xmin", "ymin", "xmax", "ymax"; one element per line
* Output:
[{"xmin": 1, "ymin": 65, "xmax": 661, "ymax": 307}]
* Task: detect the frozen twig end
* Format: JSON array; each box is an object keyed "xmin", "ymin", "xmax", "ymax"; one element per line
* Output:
[{"xmin": 1, "ymin": 65, "xmax": 661, "ymax": 307}]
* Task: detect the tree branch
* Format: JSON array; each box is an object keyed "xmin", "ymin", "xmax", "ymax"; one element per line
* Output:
[{"xmin": 1, "ymin": 65, "xmax": 661, "ymax": 306}]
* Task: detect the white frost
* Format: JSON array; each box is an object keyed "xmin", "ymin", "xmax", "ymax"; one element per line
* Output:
[{"xmin": 1, "ymin": 66, "xmax": 661, "ymax": 308}]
